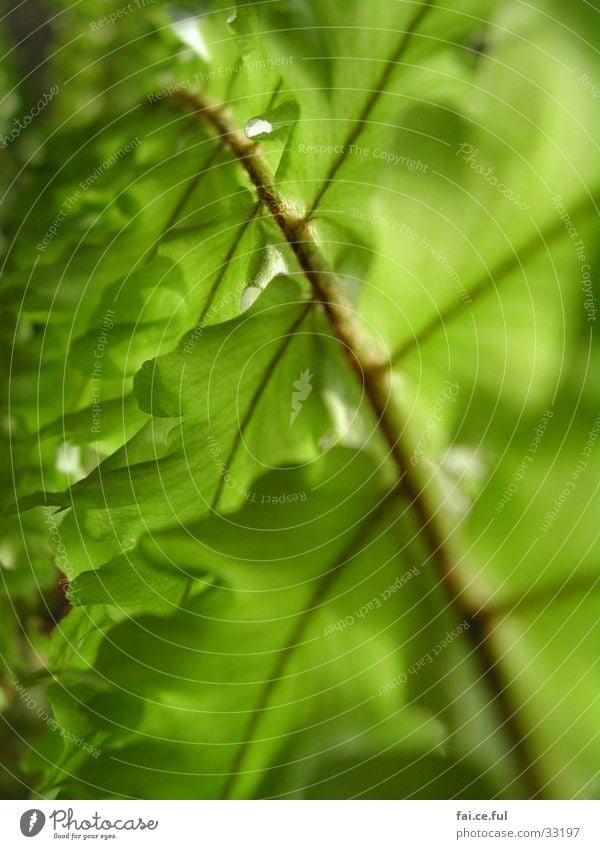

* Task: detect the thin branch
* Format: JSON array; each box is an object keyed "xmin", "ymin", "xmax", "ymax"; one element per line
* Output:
[{"xmin": 174, "ymin": 78, "xmax": 544, "ymax": 799}]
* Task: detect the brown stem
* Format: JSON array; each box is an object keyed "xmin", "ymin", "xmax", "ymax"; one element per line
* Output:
[{"xmin": 172, "ymin": 83, "xmax": 544, "ymax": 796}]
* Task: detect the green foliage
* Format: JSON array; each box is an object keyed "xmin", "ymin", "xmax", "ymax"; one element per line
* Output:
[{"xmin": 1, "ymin": 0, "xmax": 598, "ymax": 800}]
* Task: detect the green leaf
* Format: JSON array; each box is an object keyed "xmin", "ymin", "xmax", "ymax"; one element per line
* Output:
[
  {"xmin": 42, "ymin": 453, "xmax": 448, "ymax": 799},
  {"xmin": 3, "ymin": 0, "xmax": 599, "ymax": 802}
]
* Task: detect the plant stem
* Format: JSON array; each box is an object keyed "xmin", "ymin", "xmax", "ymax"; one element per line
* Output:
[{"xmin": 172, "ymin": 86, "xmax": 544, "ymax": 797}]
